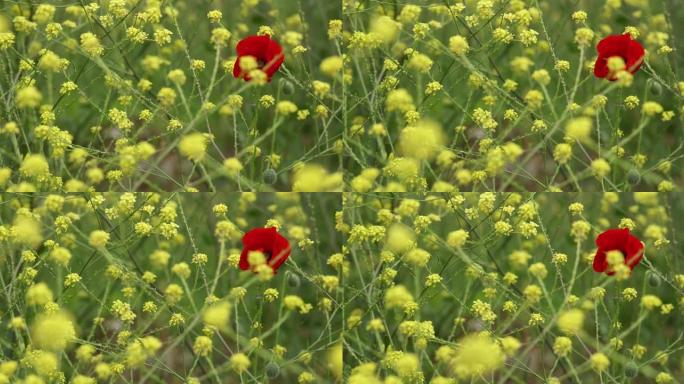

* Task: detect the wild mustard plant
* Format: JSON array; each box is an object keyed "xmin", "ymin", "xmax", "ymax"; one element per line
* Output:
[
  {"xmin": 0, "ymin": 192, "xmax": 343, "ymax": 382},
  {"xmin": 0, "ymin": 1, "xmax": 343, "ymax": 192},
  {"xmin": 343, "ymin": 0, "xmax": 684, "ymax": 192},
  {"xmin": 3, "ymin": 0, "xmax": 684, "ymax": 383},
  {"xmin": 342, "ymin": 192, "xmax": 683, "ymax": 382}
]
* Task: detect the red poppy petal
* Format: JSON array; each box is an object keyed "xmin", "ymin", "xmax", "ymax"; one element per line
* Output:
[
  {"xmin": 596, "ymin": 34, "xmax": 631, "ymax": 57},
  {"xmin": 242, "ymin": 227, "xmax": 277, "ymax": 249},
  {"xmin": 233, "ymin": 35, "xmax": 284, "ymax": 81},
  {"xmin": 593, "ymin": 58, "xmax": 609, "ymax": 78},
  {"xmin": 265, "ymin": 38, "xmax": 283, "ymax": 59},
  {"xmin": 233, "ymin": 62, "xmax": 244, "ymax": 79},
  {"xmin": 262, "ymin": 39, "xmax": 284, "ymax": 79},
  {"xmin": 239, "ymin": 249, "xmax": 250, "ymax": 270},
  {"xmin": 626, "ymin": 39, "xmax": 645, "ymax": 73},
  {"xmin": 240, "ymin": 227, "xmax": 277, "ymax": 270},
  {"xmin": 263, "ymin": 53, "xmax": 285, "ymax": 78},
  {"xmin": 624, "ymin": 235, "xmax": 644, "ymax": 269},
  {"xmin": 595, "ymin": 228, "xmax": 629, "ymax": 250},
  {"xmin": 239, "ymin": 227, "xmax": 291, "ymax": 272},
  {"xmin": 593, "ymin": 250, "xmax": 608, "ymax": 272},
  {"xmin": 268, "ymin": 233, "xmax": 291, "ymax": 271},
  {"xmin": 236, "ymin": 35, "xmax": 271, "ymax": 58},
  {"xmin": 594, "ymin": 34, "xmax": 644, "ymax": 80},
  {"xmin": 269, "ymin": 248, "xmax": 291, "ymax": 271}
]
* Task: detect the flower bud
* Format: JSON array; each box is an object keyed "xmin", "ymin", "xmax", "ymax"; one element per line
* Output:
[
  {"xmin": 287, "ymin": 271, "xmax": 301, "ymax": 288},
  {"xmin": 624, "ymin": 362, "xmax": 639, "ymax": 378},
  {"xmin": 647, "ymin": 270, "xmax": 661, "ymax": 287},
  {"xmin": 648, "ymin": 79, "xmax": 663, "ymax": 96},
  {"xmin": 266, "ymin": 361, "xmax": 280, "ymax": 378},
  {"xmin": 279, "ymin": 78, "xmax": 295, "ymax": 95},
  {"xmin": 263, "ymin": 168, "xmax": 277, "ymax": 185},
  {"xmin": 626, "ymin": 169, "xmax": 641, "ymax": 185}
]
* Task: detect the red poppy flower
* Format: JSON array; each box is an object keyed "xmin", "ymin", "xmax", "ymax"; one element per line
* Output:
[
  {"xmin": 592, "ymin": 228, "xmax": 644, "ymax": 275},
  {"xmin": 593, "ymin": 34, "xmax": 645, "ymax": 81},
  {"xmin": 239, "ymin": 227, "xmax": 291, "ymax": 272},
  {"xmin": 233, "ymin": 35, "xmax": 284, "ymax": 82}
]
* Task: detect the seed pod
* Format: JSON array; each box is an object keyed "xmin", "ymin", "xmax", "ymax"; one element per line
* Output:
[
  {"xmin": 648, "ymin": 79, "xmax": 663, "ymax": 96},
  {"xmin": 466, "ymin": 319, "xmax": 485, "ymax": 332},
  {"xmin": 263, "ymin": 168, "xmax": 277, "ymax": 185},
  {"xmin": 626, "ymin": 169, "xmax": 641, "ymax": 185},
  {"xmin": 624, "ymin": 361, "xmax": 639, "ymax": 378},
  {"xmin": 647, "ymin": 270, "xmax": 661, "ymax": 287},
  {"xmin": 265, "ymin": 361, "xmax": 280, "ymax": 378},
  {"xmin": 287, "ymin": 272, "xmax": 301, "ymax": 288},
  {"xmin": 279, "ymin": 78, "xmax": 295, "ymax": 95}
]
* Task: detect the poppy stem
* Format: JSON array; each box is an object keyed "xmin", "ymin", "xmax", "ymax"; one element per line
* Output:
[
  {"xmin": 210, "ymin": 241, "xmax": 225, "ymax": 295},
  {"xmin": 273, "ymin": 274, "xmax": 288, "ymax": 346},
  {"xmin": 569, "ymin": 47, "xmax": 585, "ymax": 107}
]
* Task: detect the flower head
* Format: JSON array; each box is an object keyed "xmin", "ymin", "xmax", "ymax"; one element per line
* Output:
[
  {"xmin": 594, "ymin": 34, "xmax": 645, "ymax": 81},
  {"xmin": 31, "ymin": 311, "xmax": 76, "ymax": 351},
  {"xmin": 592, "ymin": 228, "xmax": 644, "ymax": 275},
  {"xmin": 239, "ymin": 227, "xmax": 291, "ymax": 273},
  {"xmin": 233, "ymin": 35, "xmax": 284, "ymax": 82},
  {"xmin": 451, "ymin": 333, "xmax": 504, "ymax": 378}
]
